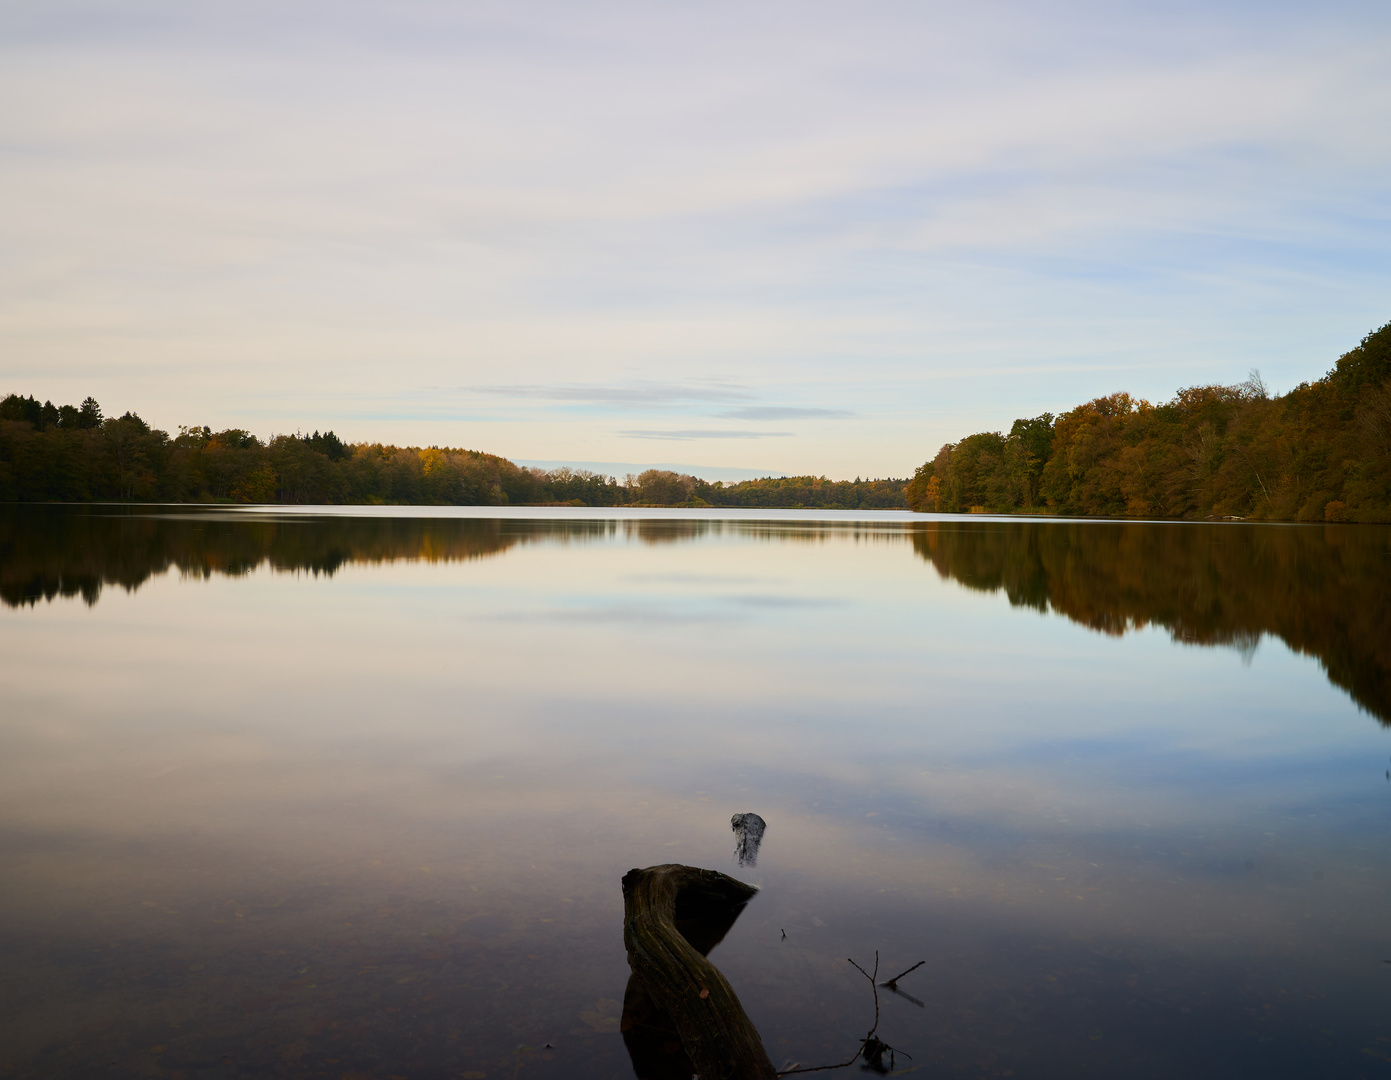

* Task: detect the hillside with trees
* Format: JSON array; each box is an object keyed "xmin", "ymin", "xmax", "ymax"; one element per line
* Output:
[
  {"xmin": 906, "ymin": 320, "xmax": 1391, "ymax": 522},
  {"xmin": 0, "ymin": 396, "xmax": 907, "ymax": 508}
]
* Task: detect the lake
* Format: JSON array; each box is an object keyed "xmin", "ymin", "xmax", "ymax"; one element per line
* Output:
[{"xmin": 1, "ymin": 505, "xmax": 1389, "ymax": 1079}]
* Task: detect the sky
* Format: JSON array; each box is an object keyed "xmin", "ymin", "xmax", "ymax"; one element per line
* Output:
[{"xmin": 2, "ymin": 0, "xmax": 1389, "ymax": 479}]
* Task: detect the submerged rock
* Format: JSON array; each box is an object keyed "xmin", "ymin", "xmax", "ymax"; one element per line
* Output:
[{"xmin": 730, "ymin": 812, "xmax": 766, "ymax": 867}]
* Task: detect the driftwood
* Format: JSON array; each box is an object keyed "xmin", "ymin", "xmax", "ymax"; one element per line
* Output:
[
  {"xmin": 621, "ymin": 864, "xmax": 777, "ymax": 1080},
  {"xmin": 621, "ymin": 972, "xmax": 696, "ymax": 1080},
  {"xmin": 779, "ymin": 952, "xmax": 917, "ymax": 1076}
]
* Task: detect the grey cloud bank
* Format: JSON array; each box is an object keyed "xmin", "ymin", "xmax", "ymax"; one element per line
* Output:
[
  {"xmin": 467, "ymin": 382, "xmax": 754, "ymax": 405},
  {"xmin": 619, "ymin": 429, "xmax": 794, "ymax": 441},
  {"xmin": 718, "ymin": 407, "xmax": 854, "ymax": 421}
]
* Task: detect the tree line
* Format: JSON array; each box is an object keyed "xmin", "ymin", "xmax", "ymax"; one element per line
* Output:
[
  {"xmin": 0, "ymin": 395, "xmax": 907, "ymax": 507},
  {"xmin": 906, "ymin": 320, "xmax": 1391, "ymax": 522}
]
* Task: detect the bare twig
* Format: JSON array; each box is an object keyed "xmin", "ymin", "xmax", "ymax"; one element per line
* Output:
[
  {"xmin": 776, "ymin": 1055, "xmax": 861, "ymax": 1076},
  {"xmin": 846, "ymin": 951, "xmax": 880, "ymax": 1035},
  {"xmin": 778, "ymin": 953, "xmax": 905, "ymax": 1077},
  {"xmin": 880, "ymin": 960, "xmax": 925, "ymax": 989}
]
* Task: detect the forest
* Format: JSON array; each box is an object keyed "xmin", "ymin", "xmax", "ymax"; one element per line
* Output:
[
  {"xmin": 6, "ymin": 318, "xmax": 1387, "ymax": 518},
  {"xmin": 906, "ymin": 319, "xmax": 1391, "ymax": 522},
  {"xmin": 0, "ymin": 395, "xmax": 906, "ymax": 508}
]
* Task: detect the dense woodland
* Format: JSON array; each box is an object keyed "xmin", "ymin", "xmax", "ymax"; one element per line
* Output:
[
  {"xmin": 0, "ymin": 395, "xmax": 905, "ymax": 508},
  {"xmin": 906, "ymin": 320, "xmax": 1391, "ymax": 522},
  {"xmin": 5, "ymin": 319, "xmax": 1387, "ymax": 518}
]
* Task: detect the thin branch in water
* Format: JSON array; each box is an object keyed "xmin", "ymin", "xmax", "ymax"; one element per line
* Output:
[
  {"xmin": 846, "ymin": 951, "xmax": 880, "ymax": 1035},
  {"xmin": 776, "ymin": 1055, "xmax": 860, "ymax": 1076},
  {"xmin": 880, "ymin": 960, "xmax": 925, "ymax": 989},
  {"xmin": 776, "ymin": 952, "xmax": 909, "ymax": 1077}
]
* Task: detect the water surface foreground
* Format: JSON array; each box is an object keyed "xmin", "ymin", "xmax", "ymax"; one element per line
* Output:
[{"xmin": 1, "ymin": 506, "xmax": 1388, "ymax": 1078}]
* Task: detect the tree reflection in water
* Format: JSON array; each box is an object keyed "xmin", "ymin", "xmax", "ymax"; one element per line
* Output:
[
  {"xmin": 3, "ymin": 506, "xmax": 1386, "ymax": 724},
  {"xmin": 909, "ymin": 520, "xmax": 1391, "ymax": 725}
]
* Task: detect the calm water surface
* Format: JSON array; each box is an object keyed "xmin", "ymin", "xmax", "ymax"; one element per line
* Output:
[{"xmin": 1, "ymin": 506, "xmax": 1389, "ymax": 1079}]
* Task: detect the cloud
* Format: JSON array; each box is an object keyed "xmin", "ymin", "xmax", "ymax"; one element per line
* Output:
[
  {"xmin": 3, "ymin": 1, "xmax": 1390, "ymax": 476},
  {"xmin": 718, "ymin": 406, "xmax": 854, "ymax": 420},
  {"xmin": 619, "ymin": 429, "xmax": 793, "ymax": 440},
  {"xmin": 469, "ymin": 383, "xmax": 753, "ymax": 406}
]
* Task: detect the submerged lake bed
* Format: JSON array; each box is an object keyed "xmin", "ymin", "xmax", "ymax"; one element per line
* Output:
[{"xmin": 1, "ymin": 506, "xmax": 1389, "ymax": 1078}]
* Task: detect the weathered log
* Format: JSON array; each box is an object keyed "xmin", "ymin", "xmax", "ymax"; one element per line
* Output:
[
  {"xmin": 621, "ymin": 864, "xmax": 777, "ymax": 1080},
  {"xmin": 620, "ymin": 973, "xmax": 696, "ymax": 1080}
]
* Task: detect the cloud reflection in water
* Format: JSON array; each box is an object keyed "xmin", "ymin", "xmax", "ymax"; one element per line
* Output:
[{"xmin": 0, "ymin": 506, "xmax": 1388, "ymax": 1078}]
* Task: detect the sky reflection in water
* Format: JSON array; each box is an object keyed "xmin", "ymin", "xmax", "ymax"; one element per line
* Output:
[{"xmin": 0, "ymin": 507, "xmax": 1388, "ymax": 1079}]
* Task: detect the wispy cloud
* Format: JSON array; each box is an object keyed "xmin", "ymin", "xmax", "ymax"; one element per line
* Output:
[
  {"xmin": 3, "ymin": 1, "xmax": 1389, "ymax": 476},
  {"xmin": 469, "ymin": 383, "xmax": 753, "ymax": 406},
  {"xmin": 620, "ymin": 429, "xmax": 793, "ymax": 440},
  {"xmin": 718, "ymin": 406, "xmax": 854, "ymax": 420}
]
